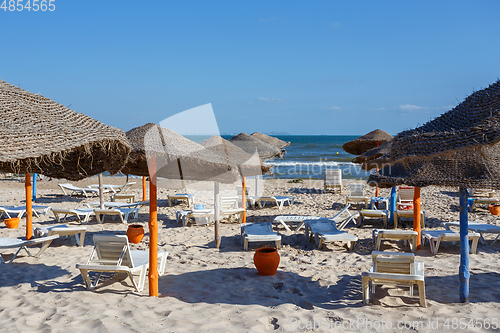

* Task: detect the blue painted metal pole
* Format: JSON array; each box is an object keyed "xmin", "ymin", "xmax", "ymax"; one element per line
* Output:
[
  {"xmin": 459, "ymin": 186, "xmax": 470, "ymax": 303},
  {"xmin": 32, "ymin": 173, "xmax": 37, "ymax": 202},
  {"xmin": 390, "ymin": 186, "xmax": 397, "ymax": 226}
]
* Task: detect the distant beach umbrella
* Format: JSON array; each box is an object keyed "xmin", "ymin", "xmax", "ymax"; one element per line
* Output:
[
  {"xmin": 352, "ymin": 141, "xmax": 392, "ymax": 171},
  {"xmin": 368, "ymin": 79, "xmax": 500, "ymax": 303},
  {"xmin": 0, "ymin": 79, "xmax": 130, "ymax": 240},
  {"xmin": 342, "ymin": 129, "xmax": 393, "ymax": 156},
  {"xmin": 250, "ymin": 132, "xmax": 290, "ymax": 149},
  {"xmin": 200, "ymin": 135, "xmax": 271, "ymax": 223},
  {"xmin": 200, "ymin": 136, "xmax": 271, "ymax": 177},
  {"xmin": 229, "ymin": 133, "xmax": 284, "ymax": 160}
]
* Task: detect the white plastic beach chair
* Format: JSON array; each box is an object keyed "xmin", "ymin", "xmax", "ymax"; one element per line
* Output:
[
  {"xmin": 257, "ymin": 196, "xmax": 295, "ymax": 210},
  {"xmin": 0, "ymin": 235, "xmax": 59, "ymax": 264},
  {"xmin": 421, "ymin": 229, "xmax": 480, "ymax": 254},
  {"xmin": 94, "ymin": 207, "xmax": 136, "ymax": 224},
  {"xmin": 51, "ymin": 207, "xmax": 95, "ymax": 224},
  {"xmin": 324, "ymin": 169, "xmax": 342, "ymax": 193},
  {"xmin": 304, "ymin": 218, "xmax": 358, "ymax": 250},
  {"xmin": 58, "ymin": 183, "xmax": 100, "ymax": 198},
  {"xmin": 241, "ymin": 222, "xmax": 281, "ymax": 251},
  {"xmin": 372, "ymin": 229, "xmax": 418, "ymax": 252},
  {"xmin": 221, "ymin": 197, "xmax": 245, "ymax": 223},
  {"xmin": 396, "ymin": 186, "xmax": 415, "ymax": 210},
  {"xmin": 237, "ymin": 185, "xmax": 256, "ymax": 208},
  {"xmin": 345, "ymin": 183, "xmax": 370, "ymax": 208},
  {"xmin": 444, "ymin": 222, "xmax": 500, "ymax": 246},
  {"xmin": 362, "ymin": 251, "xmax": 426, "ymax": 307},
  {"xmin": 34, "ymin": 224, "xmax": 87, "ymax": 247},
  {"xmin": 76, "ymin": 235, "xmax": 168, "ymax": 292}
]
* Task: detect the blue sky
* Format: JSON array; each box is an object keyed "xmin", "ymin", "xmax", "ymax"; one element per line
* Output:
[{"xmin": 1, "ymin": 1, "xmax": 499, "ymax": 135}]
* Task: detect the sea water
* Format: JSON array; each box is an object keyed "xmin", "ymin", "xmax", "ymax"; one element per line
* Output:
[{"xmin": 223, "ymin": 135, "xmax": 371, "ymax": 180}]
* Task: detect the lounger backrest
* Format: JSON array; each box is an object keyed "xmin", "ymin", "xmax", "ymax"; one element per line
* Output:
[
  {"xmin": 221, "ymin": 197, "xmax": 239, "ymax": 210},
  {"xmin": 372, "ymin": 251, "xmax": 414, "ymax": 275},
  {"xmin": 324, "ymin": 169, "xmax": 342, "ymax": 185},
  {"xmin": 92, "ymin": 235, "xmax": 134, "ymax": 268},
  {"xmin": 243, "ymin": 222, "xmax": 273, "ymax": 235},
  {"xmin": 349, "ymin": 183, "xmax": 365, "ymax": 196},
  {"xmin": 398, "ymin": 186, "xmax": 415, "ymax": 202},
  {"xmin": 308, "ymin": 219, "xmax": 339, "ymax": 233}
]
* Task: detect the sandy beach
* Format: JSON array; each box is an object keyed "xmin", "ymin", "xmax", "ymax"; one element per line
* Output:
[{"xmin": 0, "ymin": 175, "xmax": 499, "ymax": 332}]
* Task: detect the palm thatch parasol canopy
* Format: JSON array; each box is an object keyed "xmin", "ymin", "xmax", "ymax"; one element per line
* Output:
[
  {"xmin": 342, "ymin": 129, "xmax": 393, "ymax": 156},
  {"xmin": 250, "ymin": 132, "xmax": 290, "ymax": 149},
  {"xmin": 144, "ymin": 126, "xmax": 240, "ymax": 184},
  {"xmin": 352, "ymin": 141, "xmax": 392, "ymax": 171},
  {"xmin": 368, "ymin": 79, "xmax": 500, "ymax": 189},
  {"xmin": 200, "ymin": 136, "xmax": 271, "ymax": 177},
  {"xmin": 120, "ymin": 123, "xmax": 156, "ymax": 177},
  {"xmin": 0, "ymin": 79, "xmax": 130, "ymax": 180},
  {"xmin": 228, "ymin": 133, "xmax": 283, "ymax": 160}
]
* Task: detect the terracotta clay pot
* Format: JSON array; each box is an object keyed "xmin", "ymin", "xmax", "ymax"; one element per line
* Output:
[
  {"xmin": 489, "ymin": 204, "xmax": 500, "ymax": 216},
  {"xmin": 127, "ymin": 224, "xmax": 145, "ymax": 244},
  {"xmin": 4, "ymin": 217, "xmax": 20, "ymax": 229},
  {"xmin": 253, "ymin": 247, "xmax": 280, "ymax": 276}
]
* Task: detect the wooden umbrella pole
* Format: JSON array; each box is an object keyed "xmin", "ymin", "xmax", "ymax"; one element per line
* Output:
[
  {"xmin": 375, "ymin": 141, "xmax": 380, "ymax": 197},
  {"xmin": 25, "ymin": 173, "xmax": 33, "ymax": 240},
  {"xmin": 98, "ymin": 173, "xmax": 104, "ymax": 209},
  {"xmin": 214, "ymin": 182, "xmax": 221, "ymax": 248},
  {"xmin": 413, "ymin": 187, "xmax": 421, "ymax": 249},
  {"xmin": 142, "ymin": 176, "xmax": 147, "ymax": 201},
  {"xmin": 459, "ymin": 186, "xmax": 470, "ymax": 303},
  {"xmin": 241, "ymin": 177, "xmax": 247, "ymax": 224},
  {"xmin": 148, "ymin": 158, "xmax": 159, "ymax": 297}
]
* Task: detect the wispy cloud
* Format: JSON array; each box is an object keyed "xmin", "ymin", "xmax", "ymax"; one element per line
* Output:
[
  {"xmin": 329, "ymin": 22, "xmax": 341, "ymax": 29},
  {"xmin": 259, "ymin": 97, "xmax": 286, "ymax": 104},
  {"xmin": 399, "ymin": 104, "xmax": 427, "ymax": 111},
  {"xmin": 259, "ymin": 17, "xmax": 278, "ymax": 22},
  {"xmin": 329, "ymin": 106, "xmax": 342, "ymax": 110}
]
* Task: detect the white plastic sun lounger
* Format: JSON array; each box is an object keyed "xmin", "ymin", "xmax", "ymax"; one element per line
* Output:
[
  {"xmin": 86, "ymin": 201, "xmax": 149, "ymax": 219},
  {"xmin": 94, "ymin": 208, "xmax": 136, "ymax": 224},
  {"xmin": 241, "ymin": 222, "xmax": 281, "ymax": 251},
  {"xmin": 304, "ymin": 219, "xmax": 358, "ymax": 250},
  {"xmin": 421, "ymin": 229, "xmax": 480, "ymax": 254},
  {"xmin": 58, "ymin": 183, "xmax": 100, "ymax": 198},
  {"xmin": 34, "ymin": 224, "xmax": 87, "ymax": 247},
  {"xmin": 87, "ymin": 182, "xmax": 136, "ymax": 194},
  {"xmin": 220, "ymin": 197, "xmax": 245, "ymax": 223},
  {"xmin": 76, "ymin": 235, "xmax": 168, "ymax": 292},
  {"xmin": 51, "ymin": 207, "xmax": 95, "ymax": 224},
  {"xmin": 372, "ymin": 229, "xmax": 418, "ymax": 252},
  {"xmin": 444, "ymin": 222, "xmax": 500, "ymax": 246},
  {"xmin": 257, "ymin": 196, "xmax": 295, "ymax": 210},
  {"xmin": 0, "ymin": 206, "xmax": 26, "ymax": 219},
  {"xmin": 0, "ymin": 235, "xmax": 59, "ymax": 264},
  {"xmin": 468, "ymin": 197, "xmax": 499, "ymax": 212},
  {"xmin": 167, "ymin": 193, "xmax": 195, "ymax": 208},
  {"xmin": 357, "ymin": 209, "xmax": 389, "ymax": 228},
  {"xmin": 0, "ymin": 205, "xmax": 50, "ymax": 219},
  {"xmin": 394, "ymin": 210, "xmax": 425, "ymax": 229},
  {"xmin": 362, "ymin": 251, "xmax": 426, "ymax": 307},
  {"xmin": 273, "ymin": 204, "xmax": 358, "ymax": 232}
]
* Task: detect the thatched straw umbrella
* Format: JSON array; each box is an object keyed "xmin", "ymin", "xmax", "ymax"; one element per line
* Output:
[
  {"xmin": 344, "ymin": 129, "xmax": 393, "ymax": 196},
  {"xmin": 0, "ymin": 79, "xmax": 130, "ymax": 240},
  {"xmin": 368, "ymin": 79, "xmax": 500, "ymax": 303},
  {"xmin": 250, "ymin": 132, "xmax": 290, "ymax": 149},
  {"xmin": 200, "ymin": 136, "xmax": 271, "ymax": 222},
  {"xmin": 134, "ymin": 125, "xmax": 240, "ymax": 296},
  {"xmin": 342, "ymin": 129, "xmax": 393, "ymax": 156},
  {"xmin": 229, "ymin": 133, "xmax": 284, "ymax": 160}
]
